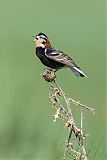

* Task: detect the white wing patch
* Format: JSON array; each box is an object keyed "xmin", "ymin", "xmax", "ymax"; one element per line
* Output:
[
  {"xmin": 45, "ymin": 49, "xmax": 74, "ymax": 66},
  {"xmin": 49, "ymin": 52, "xmax": 59, "ymax": 55}
]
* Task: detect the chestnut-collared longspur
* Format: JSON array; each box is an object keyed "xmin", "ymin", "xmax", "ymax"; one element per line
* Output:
[{"xmin": 33, "ymin": 32, "xmax": 87, "ymax": 77}]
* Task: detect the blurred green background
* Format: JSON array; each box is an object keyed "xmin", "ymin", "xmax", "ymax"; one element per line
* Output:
[{"xmin": 0, "ymin": 0, "xmax": 106, "ymax": 159}]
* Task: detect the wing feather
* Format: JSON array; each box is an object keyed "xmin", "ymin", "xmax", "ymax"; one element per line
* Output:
[
  {"xmin": 45, "ymin": 48, "xmax": 87, "ymax": 77},
  {"xmin": 45, "ymin": 48, "xmax": 76, "ymax": 67}
]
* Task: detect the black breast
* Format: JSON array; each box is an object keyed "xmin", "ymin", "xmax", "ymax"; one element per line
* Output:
[{"xmin": 36, "ymin": 47, "xmax": 64, "ymax": 69}]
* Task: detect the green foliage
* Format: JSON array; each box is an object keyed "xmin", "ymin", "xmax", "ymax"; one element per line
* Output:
[{"xmin": 0, "ymin": 0, "xmax": 105, "ymax": 159}]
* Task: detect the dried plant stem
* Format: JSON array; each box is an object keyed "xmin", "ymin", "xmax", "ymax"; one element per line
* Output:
[
  {"xmin": 53, "ymin": 80, "xmax": 89, "ymax": 160},
  {"xmin": 80, "ymin": 107, "xmax": 88, "ymax": 160},
  {"xmin": 42, "ymin": 69, "xmax": 95, "ymax": 160},
  {"xmin": 54, "ymin": 80, "xmax": 74, "ymax": 123},
  {"xmin": 54, "ymin": 80, "xmax": 71, "ymax": 112},
  {"xmin": 68, "ymin": 98, "xmax": 95, "ymax": 113}
]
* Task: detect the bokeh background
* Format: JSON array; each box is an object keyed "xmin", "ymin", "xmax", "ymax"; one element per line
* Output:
[{"xmin": 0, "ymin": 0, "xmax": 106, "ymax": 159}]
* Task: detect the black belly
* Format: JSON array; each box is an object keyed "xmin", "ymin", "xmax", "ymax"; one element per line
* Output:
[
  {"xmin": 40, "ymin": 56, "xmax": 64, "ymax": 69},
  {"xmin": 36, "ymin": 48, "xmax": 64, "ymax": 69}
]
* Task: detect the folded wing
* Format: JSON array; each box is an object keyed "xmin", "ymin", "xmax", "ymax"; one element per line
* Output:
[{"xmin": 45, "ymin": 48, "xmax": 87, "ymax": 77}]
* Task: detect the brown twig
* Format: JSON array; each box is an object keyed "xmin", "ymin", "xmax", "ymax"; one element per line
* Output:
[
  {"xmin": 68, "ymin": 98, "xmax": 95, "ymax": 114},
  {"xmin": 42, "ymin": 68, "xmax": 95, "ymax": 160}
]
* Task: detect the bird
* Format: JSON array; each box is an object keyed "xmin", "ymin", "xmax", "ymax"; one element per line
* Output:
[{"xmin": 33, "ymin": 32, "xmax": 87, "ymax": 77}]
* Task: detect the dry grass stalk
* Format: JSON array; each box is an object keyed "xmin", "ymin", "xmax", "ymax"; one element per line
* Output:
[{"xmin": 42, "ymin": 68, "xmax": 95, "ymax": 160}]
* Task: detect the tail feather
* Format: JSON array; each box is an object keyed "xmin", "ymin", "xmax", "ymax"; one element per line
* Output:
[{"xmin": 70, "ymin": 66, "xmax": 87, "ymax": 77}]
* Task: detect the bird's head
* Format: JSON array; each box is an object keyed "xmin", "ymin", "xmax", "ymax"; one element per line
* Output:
[{"xmin": 33, "ymin": 32, "xmax": 51, "ymax": 48}]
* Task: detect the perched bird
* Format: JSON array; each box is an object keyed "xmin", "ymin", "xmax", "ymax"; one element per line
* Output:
[{"xmin": 33, "ymin": 32, "xmax": 87, "ymax": 77}]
